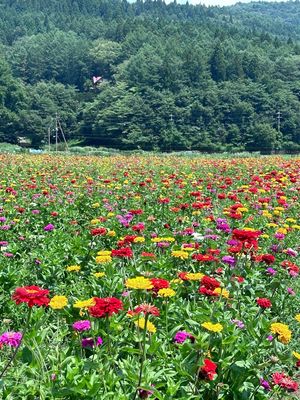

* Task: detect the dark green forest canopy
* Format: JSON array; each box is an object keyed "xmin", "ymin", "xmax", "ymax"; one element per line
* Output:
[{"xmin": 0, "ymin": 0, "xmax": 300, "ymax": 151}]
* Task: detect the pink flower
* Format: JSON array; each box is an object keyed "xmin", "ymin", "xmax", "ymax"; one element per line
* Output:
[
  {"xmin": 0, "ymin": 332, "xmax": 22, "ymax": 347},
  {"xmin": 44, "ymin": 224, "xmax": 54, "ymax": 231},
  {"xmin": 72, "ymin": 320, "xmax": 91, "ymax": 332}
]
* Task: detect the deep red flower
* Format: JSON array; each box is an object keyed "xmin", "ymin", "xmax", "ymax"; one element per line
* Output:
[
  {"xmin": 261, "ymin": 254, "xmax": 276, "ymax": 265},
  {"xmin": 201, "ymin": 276, "xmax": 220, "ymax": 290},
  {"xmin": 90, "ymin": 228, "xmax": 107, "ymax": 236},
  {"xmin": 12, "ymin": 286, "xmax": 50, "ymax": 308},
  {"xmin": 198, "ymin": 359, "xmax": 217, "ymax": 380},
  {"xmin": 256, "ymin": 298, "xmax": 272, "ymax": 308},
  {"xmin": 192, "ymin": 254, "xmax": 218, "ymax": 262},
  {"xmin": 150, "ymin": 278, "xmax": 169, "ymax": 292},
  {"xmin": 111, "ymin": 247, "xmax": 133, "ymax": 258},
  {"xmin": 89, "ymin": 297, "xmax": 123, "ymax": 318}
]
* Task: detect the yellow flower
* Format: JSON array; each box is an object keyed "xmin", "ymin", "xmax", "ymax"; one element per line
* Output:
[
  {"xmin": 270, "ymin": 323, "xmax": 292, "ymax": 344},
  {"xmin": 267, "ymin": 223, "xmax": 278, "ymax": 228},
  {"xmin": 171, "ymin": 250, "xmax": 189, "ymax": 260},
  {"xmin": 276, "ymin": 228, "xmax": 287, "ymax": 235},
  {"xmin": 96, "ymin": 255, "xmax": 112, "ymax": 264},
  {"xmin": 125, "ymin": 277, "xmax": 153, "ymax": 290},
  {"xmin": 97, "ymin": 250, "xmax": 112, "ymax": 256},
  {"xmin": 91, "ymin": 202, "xmax": 100, "ymax": 208},
  {"xmin": 107, "ymin": 212, "xmax": 115, "ymax": 217},
  {"xmin": 66, "ymin": 265, "xmax": 81, "ymax": 272},
  {"xmin": 158, "ymin": 288, "xmax": 176, "ymax": 297},
  {"xmin": 295, "ymin": 314, "xmax": 300, "ymax": 322},
  {"xmin": 213, "ymin": 287, "xmax": 230, "ymax": 298},
  {"xmin": 292, "ymin": 351, "xmax": 300, "ymax": 360},
  {"xmin": 151, "ymin": 237, "xmax": 175, "ymax": 243},
  {"xmin": 286, "ymin": 218, "xmax": 296, "ymax": 223},
  {"xmin": 93, "ymin": 272, "xmax": 106, "ymax": 278},
  {"xmin": 107, "ymin": 230, "xmax": 116, "ymax": 237},
  {"xmin": 202, "ymin": 322, "xmax": 223, "ymax": 333},
  {"xmin": 49, "ymin": 295, "xmax": 68, "ymax": 310},
  {"xmin": 134, "ymin": 318, "xmax": 156, "ymax": 333},
  {"xmin": 91, "ymin": 219, "xmax": 100, "ymax": 225},
  {"xmin": 73, "ymin": 298, "xmax": 95, "ymax": 309},
  {"xmin": 133, "ymin": 237, "xmax": 145, "ymax": 243},
  {"xmin": 185, "ymin": 272, "xmax": 204, "ymax": 281},
  {"xmin": 291, "ymin": 225, "xmax": 300, "ymax": 230},
  {"xmin": 170, "ymin": 278, "xmax": 184, "ymax": 285},
  {"xmin": 260, "ymin": 234, "xmax": 269, "ymax": 239}
]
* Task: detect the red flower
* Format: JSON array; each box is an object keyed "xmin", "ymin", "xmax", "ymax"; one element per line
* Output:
[
  {"xmin": 199, "ymin": 286, "xmax": 219, "ymax": 297},
  {"xmin": 12, "ymin": 286, "xmax": 50, "ymax": 307},
  {"xmin": 198, "ymin": 359, "xmax": 217, "ymax": 380},
  {"xmin": 192, "ymin": 254, "xmax": 218, "ymax": 262},
  {"xmin": 272, "ymin": 372, "xmax": 298, "ymax": 392},
  {"xmin": 261, "ymin": 254, "xmax": 275, "ymax": 265},
  {"xmin": 90, "ymin": 228, "xmax": 107, "ymax": 236},
  {"xmin": 201, "ymin": 276, "xmax": 220, "ymax": 290},
  {"xmin": 89, "ymin": 297, "xmax": 123, "ymax": 318},
  {"xmin": 111, "ymin": 247, "xmax": 133, "ymax": 258},
  {"xmin": 256, "ymin": 298, "xmax": 272, "ymax": 308},
  {"xmin": 132, "ymin": 304, "xmax": 160, "ymax": 317},
  {"xmin": 141, "ymin": 252, "xmax": 156, "ymax": 258},
  {"xmin": 150, "ymin": 278, "xmax": 169, "ymax": 292}
]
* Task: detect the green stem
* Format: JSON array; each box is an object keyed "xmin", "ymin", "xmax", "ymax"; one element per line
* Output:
[
  {"xmin": 106, "ymin": 316, "xmax": 111, "ymax": 355},
  {"xmin": 0, "ymin": 307, "xmax": 32, "ymax": 380},
  {"xmin": 133, "ymin": 314, "xmax": 149, "ymax": 400}
]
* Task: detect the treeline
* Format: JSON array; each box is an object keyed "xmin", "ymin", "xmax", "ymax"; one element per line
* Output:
[{"xmin": 0, "ymin": 0, "xmax": 300, "ymax": 152}]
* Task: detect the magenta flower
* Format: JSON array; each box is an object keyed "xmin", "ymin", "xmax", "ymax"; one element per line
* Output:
[
  {"xmin": 266, "ymin": 268, "xmax": 277, "ymax": 276},
  {"xmin": 0, "ymin": 332, "xmax": 22, "ymax": 347},
  {"xmin": 72, "ymin": 320, "xmax": 91, "ymax": 332},
  {"xmin": 44, "ymin": 224, "xmax": 54, "ymax": 231},
  {"xmin": 138, "ymin": 388, "xmax": 154, "ymax": 398},
  {"xmin": 173, "ymin": 331, "xmax": 195, "ymax": 344},
  {"xmin": 222, "ymin": 255, "xmax": 236, "ymax": 267},
  {"xmin": 81, "ymin": 336, "xmax": 103, "ymax": 348}
]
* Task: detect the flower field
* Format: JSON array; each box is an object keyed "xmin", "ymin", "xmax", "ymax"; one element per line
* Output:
[{"xmin": 0, "ymin": 154, "xmax": 300, "ymax": 400}]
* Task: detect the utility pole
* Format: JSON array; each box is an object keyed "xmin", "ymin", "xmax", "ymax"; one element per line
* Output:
[
  {"xmin": 55, "ymin": 112, "xmax": 58, "ymax": 153},
  {"xmin": 276, "ymin": 110, "xmax": 281, "ymax": 133},
  {"xmin": 48, "ymin": 126, "xmax": 51, "ymax": 152}
]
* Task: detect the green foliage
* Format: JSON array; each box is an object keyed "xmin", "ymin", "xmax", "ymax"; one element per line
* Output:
[{"xmin": 0, "ymin": 0, "xmax": 299, "ymax": 151}]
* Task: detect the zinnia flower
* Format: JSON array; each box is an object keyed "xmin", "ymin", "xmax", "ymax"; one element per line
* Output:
[
  {"xmin": 73, "ymin": 298, "xmax": 95, "ymax": 309},
  {"xmin": 134, "ymin": 318, "xmax": 156, "ymax": 333},
  {"xmin": 44, "ymin": 224, "xmax": 54, "ymax": 231},
  {"xmin": 12, "ymin": 286, "xmax": 50, "ymax": 307},
  {"xmin": 125, "ymin": 277, "xmax": 153, "ymax": 290},
  {"xmin": 158, "ymin": 288, "xmax": 176, "ymax": 297},
  {"xmin": 272, "ymin": 372, "xmax": 298, "ymax": 391},
  {"xmin": 173, "ymin": 331, "xmax": 195, "ymax": 344},
  {"xmin": 72, "ymin": 320, "xmax": 91, "ymax": 332},
  {"xmin": 49, "ymin": 295, "xmax": 68, "ymax": 310},
  {"xmin": 198, "ymin": 359, "xmax": 217, "ymax": 380},
  {"xmin": 256, "ymin": 298, "xmax": 272, "ymax": 308},
  {"xmin": 81, "ymin": 336, "xmax": 103, "ymax": 348},
  {"xmin": 201, "ymin": 322, "xmax": 223, "ymax": 333},
  {"xmin": 270, "ymin": 323, "xmax": 292, "ymax": 344},
  {"xmin": 0, "ymin": 332, "xmax": 22, "ymax": 347},
  {"xmin": 89, "ymin": 297, "xmax": 123, "ymax": 318},
  {"xmin": 133, "ymin": 304, "xmax": 160, "ymax": 317}
]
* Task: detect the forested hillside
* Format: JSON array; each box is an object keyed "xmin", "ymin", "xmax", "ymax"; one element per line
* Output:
[{"xmin": 0, "ymin": 0, "xmax": 300, "ymax": 152}]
